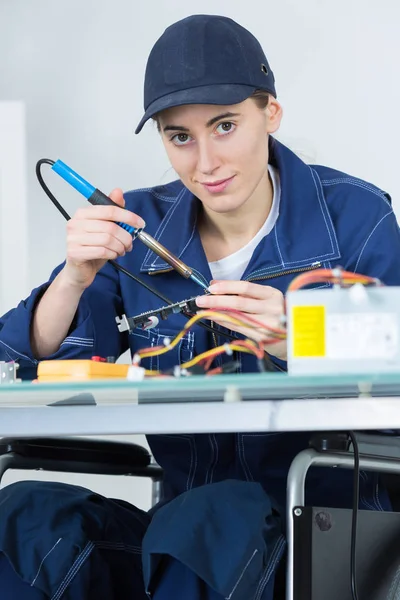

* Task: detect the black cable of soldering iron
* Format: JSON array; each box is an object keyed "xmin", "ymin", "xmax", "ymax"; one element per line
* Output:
[
  {"xmin": 348, "ymin": 431, "xmax": 360, "ymax": 600},
  {"xmin": 36, "ymin": 159, "xmax": 260, "ymax": 349}
]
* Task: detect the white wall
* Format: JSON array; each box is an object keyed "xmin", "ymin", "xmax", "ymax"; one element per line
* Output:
[
  {"xmin": 0, "ymin": 102, "xmax": 28, "ymax": 315},
  {"xmin": 0, "ymin": 0, "xmax": 399, "ymax": 506}
]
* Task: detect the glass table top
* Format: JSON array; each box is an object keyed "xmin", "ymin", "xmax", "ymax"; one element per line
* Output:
[{"xmin": 1, "ymin": 371, "xmax": 400, "ymax": 407}]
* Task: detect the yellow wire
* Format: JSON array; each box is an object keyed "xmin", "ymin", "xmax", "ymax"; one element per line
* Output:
[
  {"xmin": 137, "ymin": 309, "xmax": 286, "ymax": 361},
  {"xmin": 135, "ymin": 310, "xmax": 227, "ymax": 360},
  {"xmin": 134, "ymin": 309, "xmax": 286, "ymax": 380},
  {"xmin": 180, "ymin": 343, "xmax": 257, "ymax": 370},
  {"xmin": 140, "ymin": 340, "xmax": 261, "ymax": 376}
]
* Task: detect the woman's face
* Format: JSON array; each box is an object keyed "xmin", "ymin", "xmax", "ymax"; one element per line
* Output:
[{"xmin": 158, "ymin": 97, "xmax": 282, "ymax": 216}]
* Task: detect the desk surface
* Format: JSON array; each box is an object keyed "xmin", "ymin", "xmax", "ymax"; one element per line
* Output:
[{"xmin": 0, "ymin": 372, "xmax": 400, "ymax": 437}]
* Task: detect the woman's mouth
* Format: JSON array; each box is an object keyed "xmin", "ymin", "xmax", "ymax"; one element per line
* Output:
[{"xmin": 201, "ymin": 175, "xmax": 235, "ymax": 194}]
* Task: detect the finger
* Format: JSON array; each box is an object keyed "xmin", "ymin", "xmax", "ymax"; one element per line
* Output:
[
  {"xmin": 196, "ymin": 293, "xmax": 263, "ymax": 314},
  {"xmin": 108, "ymin": 188, "xmax": 125, "ymax": 208},
  {"xmin": 68, "ymin": 232, "xmax": 127, "ymax": 256},
  {"xmin": 74, "ymin": 205, "xmax": 145, "ymax": 229},
  {"xmin": 208, "ymin": 280, "xmax": 277, "ymax": 299},
  {"xmin": 75, "ymin": 219, "xmax": 134, "ymax": 251},
  {"xmin": 68, "ymin": 245, "xmax": 119, "ymax": 262}
]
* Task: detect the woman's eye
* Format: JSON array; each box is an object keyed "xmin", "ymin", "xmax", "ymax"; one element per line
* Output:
[
  {"xmin": 172, "ymin": 133, "xmax": 191, "ymax": 145},
  {"xmin": 216, "ymin": 122, "xmax": 235, "ymax": 135}
]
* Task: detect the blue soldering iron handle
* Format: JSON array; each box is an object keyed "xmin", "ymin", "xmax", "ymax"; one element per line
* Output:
[
  {"xmin": 86, "ymin": 189, "xmax": 137, "ymax": 235},
  {"xmin": 51, "ymin": 159, "xmax": 138, "ymax": 236}
]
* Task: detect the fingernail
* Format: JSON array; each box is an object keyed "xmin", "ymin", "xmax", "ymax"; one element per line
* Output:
[
  {"xmin": 196, "ymin": 296, "xmax": 207, "ymax": 306},
  {"xmin": 208, "ymin": 284, "xmax": 218, "ymax": 293},
  {"xmin": 138, "ymin": 219, "xmax": 146, "ymax": 229}
]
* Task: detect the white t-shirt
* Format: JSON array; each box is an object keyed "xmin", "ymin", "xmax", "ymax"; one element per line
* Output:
[{"xmin": 209, "ymin": 165, "xmax": 281, "ymax": 281}]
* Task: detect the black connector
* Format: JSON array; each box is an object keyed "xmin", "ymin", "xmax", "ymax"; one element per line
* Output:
[{"xmin": 124, "ymin": 298, "xmax": 199, "ymax": 331}]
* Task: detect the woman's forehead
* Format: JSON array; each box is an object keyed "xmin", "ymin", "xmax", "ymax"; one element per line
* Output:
[{"xmin": 158, "ymin": 100, "xmax": 250, "ymax": 126}]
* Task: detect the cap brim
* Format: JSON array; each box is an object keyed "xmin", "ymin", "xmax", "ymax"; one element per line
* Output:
[{"xmin": 135, "ymin": 84, "xmax": 256, "ymax": 134}]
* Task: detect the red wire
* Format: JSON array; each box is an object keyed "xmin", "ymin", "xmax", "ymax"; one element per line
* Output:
[{"xmin": 213, "ymin": 307, "xmax": 286, "ymax": 335}]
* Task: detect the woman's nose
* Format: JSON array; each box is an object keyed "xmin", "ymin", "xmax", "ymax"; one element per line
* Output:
[{"xmin": 196, "ymin": 141, "xmax": 220, "ymax": 175}]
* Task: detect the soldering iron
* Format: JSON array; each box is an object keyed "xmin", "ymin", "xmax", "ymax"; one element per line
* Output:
[{"xmin": 38, "ymin": 159, "xmax": 208, "ymax": 293}]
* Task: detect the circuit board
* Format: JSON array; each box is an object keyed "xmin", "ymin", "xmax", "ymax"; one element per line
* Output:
[{"xmin": 116, "ymin": 297, "xmax": 199, "ymax": 333}]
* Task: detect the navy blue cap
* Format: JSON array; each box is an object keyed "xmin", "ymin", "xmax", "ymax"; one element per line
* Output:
[{"xmin": 135, "ymin": 15, "xmax": 276, "ymax": 134}]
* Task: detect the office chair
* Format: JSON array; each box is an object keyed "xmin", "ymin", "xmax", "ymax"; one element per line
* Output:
[{"xmin": 0, "ymin": 436, "xmax": 164, "ymax": 507}]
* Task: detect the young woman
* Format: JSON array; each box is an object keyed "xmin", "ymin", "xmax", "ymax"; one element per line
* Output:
[{"xmin": 1, "ymin": 14, "xmax": 400, "ymax": 600}]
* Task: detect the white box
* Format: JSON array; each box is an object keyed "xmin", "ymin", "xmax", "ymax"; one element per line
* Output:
[{"xmin": 286, "ymin": 286, "xmax": 400, "ymax": 375}]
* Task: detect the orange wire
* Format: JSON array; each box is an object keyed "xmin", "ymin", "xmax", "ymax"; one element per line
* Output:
[
  {"xmin": 213, "ymin": 307, "xmax": 286, "ymax": 336},
  {"xmin": 287, "ymin": 268, "xmax": 377, "ymax": 292}
]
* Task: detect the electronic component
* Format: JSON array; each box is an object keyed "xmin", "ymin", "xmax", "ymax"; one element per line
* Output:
[
  {"xmin": 37, "ymin": 359, "xmax": 130, "ymax": 382},
  {"xmin": 116, "ymin": 297, "xmax": 199, "ymax": 333},
  {"xmin": 50, "ymin": 159, "xmax": 209, "ymax": 292},
  {"xmin": 286, "ymin": 285, "xmax": 400, "ymax": 375},
  {"xmin": 0, "ymin": 361, "xmax": 19, "ymax": 384}
]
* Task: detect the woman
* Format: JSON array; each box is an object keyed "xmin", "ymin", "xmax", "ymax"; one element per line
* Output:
[{"xmin": 1, "ymin": 14, "xmax": 400, "ymax": 599}]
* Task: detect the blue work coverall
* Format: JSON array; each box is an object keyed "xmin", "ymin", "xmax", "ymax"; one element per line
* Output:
[{"xmin": 1, "ymin": 137, "xmax": 400, "ymax": 599}]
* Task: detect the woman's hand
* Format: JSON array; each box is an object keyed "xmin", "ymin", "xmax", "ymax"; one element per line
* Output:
[
  {"xmin": 196, "ymin": 280, "xmax": 287, "ymax": 360},
  {"xmin": 62, "ymin": 188, "xmax": 145, "ymax": 290}
]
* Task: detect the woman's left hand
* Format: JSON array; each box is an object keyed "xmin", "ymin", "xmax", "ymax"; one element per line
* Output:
[{"xmin": 195, "ymin": 280, "xmax": 287, "ymax": 360}]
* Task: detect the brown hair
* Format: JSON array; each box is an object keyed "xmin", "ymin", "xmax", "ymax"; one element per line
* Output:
[{"xmin": 249, "ymin": 89, "xmax": 270, "ymax": 109}]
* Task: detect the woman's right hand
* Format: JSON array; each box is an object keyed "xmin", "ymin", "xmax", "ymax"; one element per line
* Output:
[{"xmin": 61, "ymin": 188, "xmax": 145, "ymax": 290}]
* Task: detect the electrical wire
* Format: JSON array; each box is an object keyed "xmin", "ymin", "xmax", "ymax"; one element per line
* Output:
[
  {"xmin": 133, "ymin": 309, "xmax": 285, "ymax": 362},
  {"xmin": 348, "ymin": 431, "xmax": 360, "ymax": 600},
  {"xmin": 131, "ymin": 310, "xmax": 288, "ymax": 379},
  {"xmin": 287, "ymin": 267, "xmax": 380, "ymax": 292},
  {"xmin": 139, "ymin": 334, "xmax": 266, "ymax": 377},
  {"xmin": 36, "ymin": 159, "xmax": 70, "ymax": 220},
  {"xmin": 213, "ymin": 307, "xmax": 286, "ymax": 339}
]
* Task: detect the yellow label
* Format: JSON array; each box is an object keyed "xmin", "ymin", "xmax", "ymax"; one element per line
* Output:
[{"xmin": 292, "ymin": 305, "xmax": 326, "ymax": 357}]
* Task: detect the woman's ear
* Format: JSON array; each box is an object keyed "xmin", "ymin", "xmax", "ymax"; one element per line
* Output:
[{"xmin": 265, "ymin": 98, "xmax": 283, "ymax": 134}]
